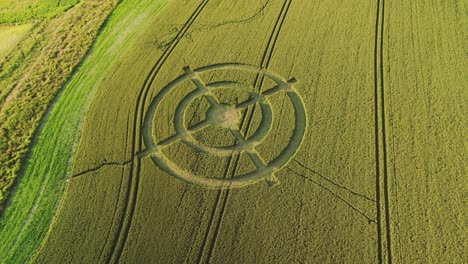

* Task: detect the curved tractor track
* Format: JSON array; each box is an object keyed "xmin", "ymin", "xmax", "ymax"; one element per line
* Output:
[{"xmin": 105, "ymin": 0, "xmax": 211, "ymax": 262}]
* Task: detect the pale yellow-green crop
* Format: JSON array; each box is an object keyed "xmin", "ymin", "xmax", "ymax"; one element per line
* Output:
[{"xmin": 3, "ymin": 0, "xmax": 466, "ymax": 263}]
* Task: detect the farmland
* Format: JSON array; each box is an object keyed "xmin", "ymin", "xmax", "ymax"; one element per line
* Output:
[
  {"xmin": 0, "ymin": 0, "xmax": 118, "ymax": 214},
  {"xmin": 0, "ymin": 0, "xmax": 79, "ymax": 24},
  {"xmin": 1, "ymin": 0, "xmax": 466, "ymax": 263},
  {"xmin": 0, "ymin": 24, "xmax": 33, "ymax": 60}
]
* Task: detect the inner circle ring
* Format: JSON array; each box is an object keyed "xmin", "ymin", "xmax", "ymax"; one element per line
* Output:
[{"xmin": 174, "ymin": 82, "xmax": 273, "ymax": 156}]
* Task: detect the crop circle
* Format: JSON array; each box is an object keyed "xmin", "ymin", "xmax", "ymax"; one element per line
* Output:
[{"xmin": 142, "ymin": 63, "xmax": 307, "ymax": 189}]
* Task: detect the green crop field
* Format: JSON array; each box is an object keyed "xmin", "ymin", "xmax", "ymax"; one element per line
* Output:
[{"xmin": 0, "ymin": 0, "xmax": 466, "ymax": 263}]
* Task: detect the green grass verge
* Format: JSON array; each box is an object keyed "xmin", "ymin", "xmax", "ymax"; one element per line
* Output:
[
  {"xmin": 0, "ymin": 0, "xmax": 79, "ymax": 24},
  {"xmin": 0, "ymin": 1, "xmax": 166, "ymax": 263},
  {"xmin": 0, "ymin": 0, "xmax": 119, "ymax": 214}
]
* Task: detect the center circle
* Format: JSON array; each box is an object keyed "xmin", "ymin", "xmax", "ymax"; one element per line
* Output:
[{"xmin": 206, "ymin": 103, "xmax": 239, "ymax": 129}]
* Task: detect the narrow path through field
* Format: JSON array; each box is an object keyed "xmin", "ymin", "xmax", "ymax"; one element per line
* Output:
[
  {"xmin": 373, "ymin": 0, "xmax": 392, "ymax": 262},
  {"xmin": 196, "ymin": 1, "xmax": 293, "ymax": 263},
  {"xmin": 105, "ymin": 1, "xmax": 211, "ymax": 263}
]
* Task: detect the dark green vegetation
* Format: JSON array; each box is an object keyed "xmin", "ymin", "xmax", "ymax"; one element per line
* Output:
[
  {"xmin": 1, "ymin": 0, "xmax": 466, "ymax": 263},
  {"xmin": 0, "ymin": 0, "xmax": 118, "ymax": 214},
  {"xmin": 0, "ymin": 1, "xmax": 166, "ymax": 263}
]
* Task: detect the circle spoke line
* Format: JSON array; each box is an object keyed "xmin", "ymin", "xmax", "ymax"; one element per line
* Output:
[
  {"xmin": 204, "ymin": 94, "xmax": 219, "ymax": 106},
  {"xmin": 187, "ymin": 118, "xmax": 211, "ymax": 132},
  {"xmin": 235, "ymin": 78, "xmax": 297, "ymax": 110},
  {"xmin": 229, "ymin": 128, "xmax": 247, "ymax": 144},
  {"xmin": 246, "ymin": 150, "xmax": 267, "ymax": 170},
  {"xmin": 184, "ymin": 66, "xmax": 219, "ymax": 105},
  {"xmin": 262, "ymin": 77, "xmax": 297, "ymax": 96},
  {"xmin": 261, "ymin": 83, "xmax": 283, "ymax": 97},
  {"xmin": 157, "ymin": 119, "xmax": 210, "ymax": 149},
  {"xmin": 235, "ymin": 96, "xmax": 260, "ymax": 109},
  {"xmin": 229, "ymin": 128, "xmax": 265, "ymax": 169},
  {"xmin": 156, "ymin": 132, "xmax": 187, "ymax": 148}
]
